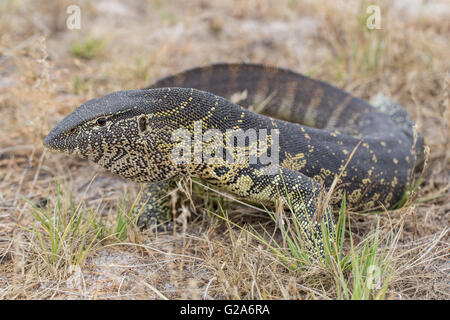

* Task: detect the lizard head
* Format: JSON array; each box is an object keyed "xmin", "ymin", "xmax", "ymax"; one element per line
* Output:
[{"xmin": 43, "ymin": 89, "xmax": 182, "ymax": 183}]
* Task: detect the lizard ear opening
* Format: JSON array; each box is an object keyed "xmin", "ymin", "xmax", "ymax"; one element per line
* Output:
[{"xmin": 138, "ymin": 116, "xmax": 148, "ymax": 133}]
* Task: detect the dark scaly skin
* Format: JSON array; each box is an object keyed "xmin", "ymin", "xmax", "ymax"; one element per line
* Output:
[
  {"xmin": 43, "ymin": 63, "xmax": 424, "ymax": 256},
  {"xmin": 136, "ymin": 179, "xmax": 177, "ymax": 231}
]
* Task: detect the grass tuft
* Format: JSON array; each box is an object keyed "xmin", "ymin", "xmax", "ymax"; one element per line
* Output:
[
  {"xmin": 214, "ymin": 194, "xmax": 395, "ymax": 300},
  {"xmin": 69, "ymin": 36, "xmax": 107, "ymax": 60},
  {"xmin": 19, "ymin": 182, "xmax": 138, "ymax": 274}
]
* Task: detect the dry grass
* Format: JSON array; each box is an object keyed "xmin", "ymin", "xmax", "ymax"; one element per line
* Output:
[{"xmin": 0, "ymin": 0, "xmax": 449, "ymax": 299}]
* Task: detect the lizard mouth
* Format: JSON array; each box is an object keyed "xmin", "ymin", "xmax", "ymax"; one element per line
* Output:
[
  {"xmin": 43, "ymin": 130, "xmax": 59, "ymax": 151},
  {"xmin": 42, "ymin": 133, "xmax": 53, "ymax": 149},
  {"xmin": 43, "ymin": 128, "xmax": 72, "ymax": 155}
]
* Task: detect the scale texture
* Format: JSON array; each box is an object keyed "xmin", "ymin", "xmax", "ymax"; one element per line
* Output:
[{"xmin": 44, "ymin": 63, "xmax": 424, "ymax": 256}]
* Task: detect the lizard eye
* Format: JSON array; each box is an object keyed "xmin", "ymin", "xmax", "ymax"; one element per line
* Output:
[{"xmin": 96, "ymin": 118, "xmax": 107, "ymax": 127}]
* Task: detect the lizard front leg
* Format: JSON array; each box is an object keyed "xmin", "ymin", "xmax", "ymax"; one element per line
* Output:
[
  {"xmin": 135, "ymin": 179, "xmax": 177, "ymax": 232},
  {"xmin": 205, "ymin": 165, "xmax": 335, "ymax": 256}
]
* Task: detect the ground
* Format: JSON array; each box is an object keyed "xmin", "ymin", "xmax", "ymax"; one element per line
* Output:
[{"xmin": 0, "ymin": 0, "xmax": 448, "ymax": 299}]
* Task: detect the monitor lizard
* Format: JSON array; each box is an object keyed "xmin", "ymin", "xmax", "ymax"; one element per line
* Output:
[{"xmin": 43, "ymin": 63, "xmax": 424, "ymax": 256}]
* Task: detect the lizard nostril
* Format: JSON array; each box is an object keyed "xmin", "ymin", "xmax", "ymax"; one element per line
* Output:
[{"xmin": 43, "ymin": 134, "xmax": 51, "ymax": 147}]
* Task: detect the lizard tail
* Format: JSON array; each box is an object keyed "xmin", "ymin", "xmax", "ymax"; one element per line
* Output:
[
  {"xmin": 145, "ymin": 63, "xmax": 375, "ymax": 130},
  {"xmin": 370, "ymin": 93, "xmax": 425, "ymax": 169}
]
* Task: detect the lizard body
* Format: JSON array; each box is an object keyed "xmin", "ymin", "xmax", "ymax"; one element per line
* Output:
[{"xmin": 44, "ymin": 63, "xmax": 424, "ymax": 256}]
